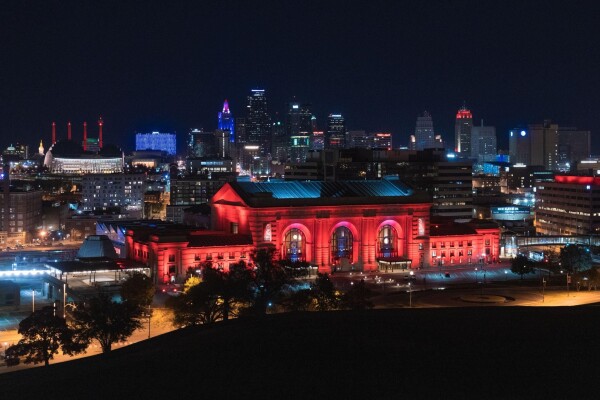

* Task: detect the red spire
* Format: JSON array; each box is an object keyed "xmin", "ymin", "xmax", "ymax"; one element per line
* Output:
[
  {"xmin": 67, "ymin": 121, "xmax": 72, "ymax": 141},
  {"xmin": 98, "ymin": 117, "xmax": 103, "ymax": 149},
  {"xmin": 83, "ymin": 122, "xmax": 87, "ymax": 151}
]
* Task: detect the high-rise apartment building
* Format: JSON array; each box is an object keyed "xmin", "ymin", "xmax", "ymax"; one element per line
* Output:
[
  {"xmin": 455, "ymin": 106, "xmax": 473, "ymax": 157},
  {"xmin": 81, "ymin": 173, "xmax": 147, "ymax": 219},
  {"xmin": 327, "ymin": 114, "xmax": 346, "ymax": 149},
  {"xmin": 136, "ymin": 132, "xmax": 177, "ymax": 155},
  {"xmin": 245, "ymin": 89, "xmax": 271, "ymax": 155},
  {"xmin": 217, "ymin": 99, "xmax": 235, "ymax": 143},
  {"xmin": 414, "ymin": 112, "xmax": 436, "ymax": 150}
]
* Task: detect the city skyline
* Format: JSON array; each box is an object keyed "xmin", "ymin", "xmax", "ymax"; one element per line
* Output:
[{"xmin": 2, "ymin": 1, "xmax": 600, "ymax": 153}]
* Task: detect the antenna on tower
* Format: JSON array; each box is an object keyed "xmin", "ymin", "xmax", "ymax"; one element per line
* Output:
[
  {"xmin": 52, "ymin": 122, "xmax": 56, "ymax": 144},
  {"xmin": 83, "ymin": 122, "xmax": 88, "ymax": 151},
  {"xmin": 98, "ymin": 117, "xmax": 103, "ymax": 149},
  {"xmin": 67, "ymin": 121, "xmax": 72, "ymax": 141}
]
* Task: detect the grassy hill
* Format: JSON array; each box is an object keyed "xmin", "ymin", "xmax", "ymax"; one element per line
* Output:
[{"xmin": 1, "ymin": 307, "xmax": 598, "ymax": 399}]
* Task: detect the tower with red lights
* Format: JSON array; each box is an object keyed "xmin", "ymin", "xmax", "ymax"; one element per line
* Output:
[{"xmin": 455, "ymin": 105, "xmax": 473, "ymax": 156}]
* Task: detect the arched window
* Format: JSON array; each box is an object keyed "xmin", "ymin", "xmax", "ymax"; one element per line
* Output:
[
  {"xmin": 331, "ymin": 226, "xmax": 353, "ymax": 263},
  {"xmin": 283, "ymin": 228, "xmax": 305, "ymax": 262},
  {"xmin": 377, "ymin": 225, "xmax": 397, "ymax": 258}
]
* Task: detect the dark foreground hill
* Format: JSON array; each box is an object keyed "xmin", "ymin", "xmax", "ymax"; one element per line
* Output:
[{"xmin": 1, "ymin": 307, "xmax": 598, "ymax": 399}]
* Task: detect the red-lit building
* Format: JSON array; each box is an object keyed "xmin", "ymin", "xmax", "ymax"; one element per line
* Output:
[
  {"xmin": 211, "ymin": 178, "xmax": 500, "ymax": 273},
  {"xmin": 123, "ymin": 178, "xmax": 500, "ymax": 281},
  {"xmin": 125, "ymin": 226, "xmax": 253, "ymax": 283}
]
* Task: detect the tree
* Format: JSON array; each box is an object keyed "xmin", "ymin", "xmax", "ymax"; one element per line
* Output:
[
  {"xmin": 340, "ymin": 279, "xmax": 374, "ymax": 310},
  {"xmin": 560, "ymin": 244, "xmax": 592, "ymax": 274},
  {"xmin": 202, "ymin": 262, "xmax": 253, "ymax": 321},
  {"xmin": 168, "ymin": 281, "xmax": 222, "ymax": 327},
  {"xmin": 311, "ymin": 273, "xmax": 340, "ymax": 311},
  {"xmin": 511, "ymin": 255, "xmax": 535, "ymax": 280},
  {"xmin": 71, "ymin": 293, "xmax": 143, "ymax": 353},
  {"xmin": 121, "ymin": 272, "xmax": 155, "ymax": 308},
  {"xmin": 248, "ymin": 248, "xmax": 291, "ymax": 315},
  {"xmin": 7, "ymin": 306, "xmax": 85, "ymax": 366}
]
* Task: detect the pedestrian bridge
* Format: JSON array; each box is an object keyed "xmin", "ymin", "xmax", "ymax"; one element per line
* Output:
[{"xmin": 516, "ymin": 235, "xmax": 600, "ymax": 247}]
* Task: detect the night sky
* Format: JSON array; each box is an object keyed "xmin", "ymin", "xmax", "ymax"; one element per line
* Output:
[{"xmin": 2, "ymin": 1, "xmax": 600, "ymax": 154}]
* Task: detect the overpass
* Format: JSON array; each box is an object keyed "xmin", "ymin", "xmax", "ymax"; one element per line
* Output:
[{"xmin": 515, "ymin": 235, "xmax": 600, "ymax": 247}]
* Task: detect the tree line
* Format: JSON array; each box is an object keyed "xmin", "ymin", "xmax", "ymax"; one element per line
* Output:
[{"xmin": 4, "ymin": 249, "xmax": 374, "ymax": 367}]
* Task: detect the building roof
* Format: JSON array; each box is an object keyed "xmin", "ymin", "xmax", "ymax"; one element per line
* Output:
[
  {"xmin": 76, "ymin": 235, "xmax": 118, "ymax": 259},
  {"xmin": 222, "ymin": 177, "xmax": 431, "ymax": 207}
]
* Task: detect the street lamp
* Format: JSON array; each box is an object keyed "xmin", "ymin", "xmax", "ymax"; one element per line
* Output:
[
  {"xmin": 475, "ymin": 267, "xmax": 478, "ymax": 283},
  {"xmin": 408, "ymin": 282, "xmax": 412, "ymax": 308}
]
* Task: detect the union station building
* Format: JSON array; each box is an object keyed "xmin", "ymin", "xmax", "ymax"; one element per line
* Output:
[{"xmin": 123, "ymin": 178, "xmax": 500, "ymax": 282}]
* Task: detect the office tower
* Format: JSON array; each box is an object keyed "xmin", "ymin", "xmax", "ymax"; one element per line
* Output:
[
  {"xmin": 217, "ymin": 99, "xmax": 235, "ymax": 143},
  {"xmin": 188, "ymin": 129, "xmax": 217, "ymax": 158},
  {"xmin": 287, "ymin": 102, "xmax": 313, "ymax": 163},
  {"xmin": 455, "ymin": 105, "xmax": 473, "ymax": 156},
  {"xmin": 471, "ymin": 121, "xmax": 496, "ymax": 162},
  {"xmin": 414, "ymin": 111, "xmax": 436, "ymax": 150},
  {"xmin": 81, "ymin": 173, "xmax": 147, "ymax": 218},
  {"xmin": 245, "ymin": 89, "xmax": 271, "ymax": 155},
  {"xmin": 327, "ymin": 113, "xmax": 346, "ymax": 149},
  {"xmin": 312, "ymin": 130, "xmax": 325, "ymax": 151},
  {"xmin": 135, "ymin": 132, "xmax": 177, "ymax": 155},
  {"xmin": 558, "ymin": 127, "xmax": 591, "ymax": 169},
  {"xmin": 347, "ymin": 131, "xmax": 370, "ymax": 148},
  {"xmin": 214, "ymin": 129, "xmax": 231, "ymax": 158},
  {"xmin": 371, "ymin": 133, "xmax": 392, "ymax": 150},
  {"xmin": 271, "ymin": 120, "xmax": 288, "ymax": 162},
  {"xmin": 528, "ymin": 120, "xmax": 558, "ymax": 170},
  {"xmin": 509, "ymin": 128, "xmax": 531, "ymax": 165},
  {"xmin": 234, "ymin": 117, "xmax": 246, "ymax": 145}
]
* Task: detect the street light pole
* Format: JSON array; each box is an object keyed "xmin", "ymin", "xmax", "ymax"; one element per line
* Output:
[
  {"xmin": 408, "ymin": 282, "xmax": 412, "ymax": 308},
  {"xmin": 32, "ymin": 288, "xmax": 35, "ymax": 312}
]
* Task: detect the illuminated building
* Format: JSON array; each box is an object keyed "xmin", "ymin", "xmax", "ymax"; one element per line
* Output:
[
  {"xmin": 471, "ymin": 122, "xmax": 496, "ymax": 162},
  {"xmin": 188, "ymin": 129, "xmax": 217, "ymax": 158},
  {"xmin": 81, "ymin": 173, "xmax": 147, "ymax": 218},
  {"xmin": 287, "ymin": 102, "xmax": 312, "ymax": 163},
  {"xmin": 535, "ymin": 175, "xmax": 600, "ymax": 235},
  {"xmin": 0, "ymin": 188, "xmax": 42, "ymax": 237},
  {"xmin": 136, "ymin": 132, "xmax": 177, "ymax": 155},
  {"xmin": 455, "ymin": 105, "xmax": 473, "ymax": 156},
  {"xmin": 43, "ymin": 140, "xmax": 123, "ymax": 174},
  {"xmin": 529, "ymin": 121, "xmax": 559, "ymax": 170},
  {"xmin": 2, "ymin": 143, "xmax": 29, "ymax": 159},
  {"xmin": 123, "ymin": 221, "xmax": 253, "ymax": 283},
  {"xmin": 414, "ymin": 111, "xmax": 436, "ymax": 150},
  {"xmin": 311, "ymin": 130, "xmax": 325, "ymax": 151},
  {"xmin": 271, "ymin": 120, "xmax": 288, "ymax": 162},
  {"xmin": 347, "ymin": 131, "xmax": 371, "ymax": 148},
  {"xmin": 217, "ymin": 99, "xmax": 235, "ymax": 143},
  {"xmin": 509, "ymin": 128, "xmax": 531, "ymax": 165},
  {"xmin": 372, "ymin": 132, "xmax": 392, "ymax": 150},
  {"xmin": 246, "ymin": 89, "xmax": 271, "ymax": 155},
  {"xmin": 326, "ymin": 113, "xmax": 346, "ymax": 149},
  {"xmin": 211, "ymin": 178, "xmax": 499, "ymax": 272},
  {"xmin": 214, "ymin": 129, "xmax": 231, "ymax": 158}
]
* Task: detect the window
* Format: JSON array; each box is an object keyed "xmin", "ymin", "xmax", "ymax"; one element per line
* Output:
[
  {"xmin": 332, "ymin": 226, "xmax": 353, "ymax": 263},
  {"xmin": 194, "ymin": 254, "xmax": 200, "ymax": 261},
  {"xmin": 168, "ymin": 254, "xmax": 175, "ymax": 262},
  {"xmin": 284, "ymin": 228, "xmax": 305, "ymax": 262},
  {"xmin": 467, "ymin": 249, "xmax": 472, "ymax": 255},
  {"xmin": 432, "ymin": 242, "xmax": 437, "ymax": 249},
  {"xmin": 418, "ymin": 243, "xmax": 423, "ymax": 250},
  {"xmin": 485, "ymin": 239, "xmax": 490, "ymax": 246},
  {"xmin": 432, "ymin": 250, "xmax": 437, "ymax": 257},
  {"xmin": 206, "ymin": 254, "xmax": 213, "ymax": 261},
  {"xmin": 450, "ymin": 241, "xmax": 455, "ymax": 248},
  {"xmin": 440, "ymin": 242, "xmax": 446, "ymax": 248},
  {"xmin": 377, "ymin": 225, "xmax": 397, "ymax": 258},
  {"xmin": 264, "ymin": 223, "xmax": 272, "ymax": 241},
  {"xmin": 467, "ymin": 241, "xmax": 472, "ymax": 247},
  {"xmin": 230, "ymin": 222, "xmax": 239, "ymax": 234},
  {"xmin": 229, "ymin": 253, "xmax": 235, "ymax": 260},
  {"xmin": 459, "ymin": 241, "xmax": 463, "ymax": 247}
]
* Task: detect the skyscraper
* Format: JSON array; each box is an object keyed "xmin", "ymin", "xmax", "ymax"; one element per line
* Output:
[
  {"xmin": 245, "ymin": 89, "xmax": 271, "ymax": 155},
  {"xmin": 509, "ymin": 128, "xmax": 531, "ymax": 165},
  {"xmin": 217, "ymin": 99, "xmax": 235, "ymax": 143},
  {"xmin": 287, "ymin": 102, "xmax": 313, "ymax": 163},
  {"xmin": 455, "ymin": 105, "xmax": 473, "ymax": 156},
  {"xmin": 529, "ymin": 120, "xmax": 558, "ymax": 170},
  {"xmin": 558, "ymin": 127, "xmax": 591, "ymax": 169},
  {"xmin": 327, "ymin": 113, "xmax": 346, "ymax": 149},
  {"xmin": 471, "ymin": 121, "xmax": 496, "ymax": 162},
  {"xmin": 414, "ymin": 111, "xmax": 436, "ymax": 150}
]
